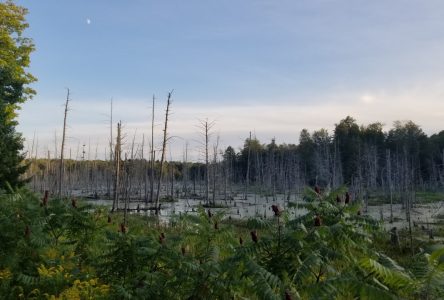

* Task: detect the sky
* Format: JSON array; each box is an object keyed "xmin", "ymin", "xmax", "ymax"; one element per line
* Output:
[{"xmin": 14, "ymin": 0, "xmax": 444, "ymax": 161}]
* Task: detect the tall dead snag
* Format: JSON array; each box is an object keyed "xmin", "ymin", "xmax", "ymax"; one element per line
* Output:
[
  {"xmin": 182, "ymin": 142, "xmax": 189, "ymax": 198},
  {"xmin": 386, "ymin": 149, "xmax": 393, "ymax": 223},
  {"xmin": 109, "ymin": 99, "xmax": 113, "ymax": 161},
  {"xmin": 149, "ymin": 95, "xmax": 155, "ymax": 205},
  {"xmin": 212, "ymin": 135, "xmax": 220, "ymax": 206},
  {"xmin": 155, "ymin": 92, "xmax": 172, "ymax": 215},
  {"xmin": 205, "ymin": 120, "xmax": 210, "ymax": 206},
  {"xmin": 107, "ymin": 99, "xmax": 114, "ymax": 198},
  {"xmin": 58, "ymin": 88, "xmax": 70, "ymax": 197},
  {"xmin": 245, "ymin": 131, "xmax": 251, "ymax": 200},
  {"xmin": 197, "ymin": 118, "xmax": 215, "ymax": 206},
  {"xmin": 112, "ymin": 121, "xmax": 122, "ymax": 212}
]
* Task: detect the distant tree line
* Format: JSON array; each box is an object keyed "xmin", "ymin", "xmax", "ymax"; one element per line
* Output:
[
  {"xmin": 220, "ymin": 116, "xmax": 444, "ymax": 193},
  {"xmin": 25, "ymin": 116, "xmax": 444, "ymax": 204}
]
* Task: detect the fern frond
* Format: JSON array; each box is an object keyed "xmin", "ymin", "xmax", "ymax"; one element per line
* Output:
[
  {"xmin": 17, "ymin": 273, "xmax": 39, "ymax": 286},
  {"xmin": 246, "ymin": 217, "xmax": 273, "ymax": 229},
  {"xmin": 309, "ymin": 273, "xmax": 397, "ymax": 300},
  {"xmin": 244, "ymin": 259, "xmax": 283, "ymax": 300},
  {"xmin": 359, "ymin": 257, "xmax": 415, "ymax": 291}
]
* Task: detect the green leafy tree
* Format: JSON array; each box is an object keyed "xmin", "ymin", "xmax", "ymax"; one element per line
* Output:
[{"xmin": 0, "ymin": 0, "xmax": 36, "ymax": 190}]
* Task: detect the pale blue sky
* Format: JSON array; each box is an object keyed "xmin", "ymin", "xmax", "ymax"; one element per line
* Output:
[{"xmin": 15, "ymin": 0, "xmax": 444, "ymax": 160}]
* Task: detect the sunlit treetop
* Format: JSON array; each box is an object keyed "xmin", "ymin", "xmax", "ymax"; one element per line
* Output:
[{"xmin": 0, "ymin": 0, "xmax": 36, "ymax": 122}]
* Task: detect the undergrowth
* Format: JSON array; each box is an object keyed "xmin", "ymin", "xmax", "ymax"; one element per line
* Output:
[{"xmin": 0, "ymin": 187, "xmax": 443, "ymax": 299}]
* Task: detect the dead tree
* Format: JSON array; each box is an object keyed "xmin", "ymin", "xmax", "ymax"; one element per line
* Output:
[
  {"xmin": 212, "ymin": 135, "xmax": 220, "ymax": 206},
  {"xmin": 58, "ymin": 88, "xmax": 70, "ymax": 197},
  {"xmin": 149, "ymin": 95, "xmax": 155, "ymax": 204},
  {"xmin": 155, "ymin": 92, "xmax": 172, "ymax": 215},
  {"xmin": 245, "ymin": 131, "xmax": 251, "ymax": 200},
  {"xmin": 112, "ymin": 121, "xmax": 122, "ymax": 212},
  {"xmin": 109, "ymin": 98, "xmax": 114, "ymax": 161},
  {"xmin": 182, "ymin": 142, "xmax": 189, "ymax": 198},
  {"xmin": 197, "ymin": 118, "xmax": 215, "ymax": 206},
  {"xmin": 386, "ymin": 149, "xmax": 394, "ymax": 222}
]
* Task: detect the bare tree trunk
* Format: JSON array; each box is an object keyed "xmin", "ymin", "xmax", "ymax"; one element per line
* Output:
[
  {"xmin": 170, "ymin": 161, "xmax": 174, "ymax": 198},
  {"xmin": 386, "ymin": 149, "xmax": 393, "ymax": 223},
  {"xmin": 198, "ymin": 118, "xmax": 215, "ymax": 206},
  {"xmin": 58, "ymin": 89, "xmax": 70, "ymax": 197},
  {"xmin": 123, "ymin": 155, "xmax": 130, "ymax": 226},
  {"xmin": 205, "ymin": 121, "xmax": 210, "ymax": 205},
  {"xmin": 141, "ymin": 133, "xmax": 148, "ymax": 201},
  {"xmin": 183, "ymin": 142, "xmax": 189, "ymax": 198},
  {"xmin": 212, "ymin": 135, "xmax": 220, "ymax": 206},
  {"xmin": 155, "ymin": 92, "xmax": 172, "ymax": 215},
  {"xmin": 29, "ymin": 131, "xmax": 36, "ymax": 160},
  {"xmin": 46, "ymin": 150, "xmax": 51, "ymax": 193},
  {"xmin": 245, "ymin": 131, "xmax": 251, "ymax": 200},
  {"xmin": 149, "ymin": 95, "xmax": 155, "ymax": 204},
  {"xmin": 109, "ymin": 98, "xmax": 113, "ymax": 161},
  {"xmin": 112, "ymin": 121, "xmax": 122, "ymax": 212}
]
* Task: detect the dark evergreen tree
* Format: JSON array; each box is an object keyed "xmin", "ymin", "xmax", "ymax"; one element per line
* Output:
[
  {"xmin": 334, "ymin": 116, "xmax": 361, "ymax": 184},
  {"xmin": 298, "ymin": 129, "xmax": 315, "ymax": 183},
  {"xmin": 0, "ymin": 106, "xmax": 28, "ymax": 189},
  {"xmin": 429, "ymin": 131, "xmax": 444, "ymax": 185}
]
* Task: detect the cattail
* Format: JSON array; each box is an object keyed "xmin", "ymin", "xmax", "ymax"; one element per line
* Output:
[
  {"xmin": 136, "ymin": 204, "xmax": 140, "ymax": 212},
  {"xmin": 239, "ymin": 236, "xmax": 244, "ymax": 245},
  {"xmin": 250, "ymin": 230, "xmax": 258, "ymax": 243},
  {"xmin": 345, "ymin": 192, "xmax": 351, "ymax": 204},
  {"xmin": 336, "ymin": 195, "xmax": 341, "ymax": 203},
  {"xmin": 314, "ymin": 215, "xmax": 322, "ymax": 227},
  {"xmin": 208, "ymin": 209, "xmax": 213, "ymax": 218},
  {"xmin": 107, "ymin": 215, "xmax": 112, "ymax": 223},
  {"xmin": 71, "ymin": 198, "xmax": 77, "ymax": 208},
  {"xmin": 271, "ymin": 205, "xmax": 281, "ymax": 216},
  {"xmin": 41, "ymin": 190, "xmax": 49, "ymax": 207},
  {"xmin": 214, "ymin": 221, "xmax": 219, "ymax": 230},
  {"xmin": 120, "ymin": 223, "xmax": 127, "ymax": 233},
  {"xmin": 181, "ymin": 246, "xmax": 186, "ymax": 256},
  {"xmin": 314, "ymin": 186, "xmax": 321, "ymax": 195},
  {"xmin": 24, "ymin": 225, "xmax": 30, "ymax": 238}
]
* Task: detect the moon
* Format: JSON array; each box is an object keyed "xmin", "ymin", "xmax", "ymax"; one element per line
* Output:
[{"xmin": 86, "ymin": 18, "xmax": 91, "ymax": 25}]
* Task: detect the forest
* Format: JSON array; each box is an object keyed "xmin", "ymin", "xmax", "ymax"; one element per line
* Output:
[{"xmin": 25, "ymin": 116, "xmax": 444, "ymax": 209}]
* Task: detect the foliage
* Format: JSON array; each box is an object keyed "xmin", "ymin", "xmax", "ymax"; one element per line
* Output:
[
  {"xmin": 0, "ymin": 187, "xmax": 443, "ymax": 299},
  {"xmin": 0, "ymin": 0, "xmax": 36, "ymax": 190}
]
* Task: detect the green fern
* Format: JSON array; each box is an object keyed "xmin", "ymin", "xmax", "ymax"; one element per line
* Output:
[{"xmin": 359, "ymin": 256, "xmax": 415, "ymax": 292}]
